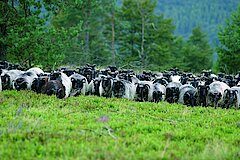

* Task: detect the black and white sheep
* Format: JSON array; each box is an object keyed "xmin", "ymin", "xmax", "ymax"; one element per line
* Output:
[
  {"xmin": 69, "ymin": 73, "xmax": 88, "ymax": 96},
  {"xmin": 134, "ymin": 81, "xmax": 153, "ymax": 102},
  {"xmin": 31, "ymin": 74, "xmax": 49, "ymax": 93},
  {"xmin": 99, "ymin": 75, "xmax": 113, "ymax": 98},
  {"xmin": 87, "ymin": 77, "xmax": 102, "ymax": 96},
  {"xmin": 1, "ymin": 70, "xmax": 23, "ymax": 90},
  {"xmin": 112, "ymin": 79, "xmax": 136, "ymax": 100},
  {"xmin": 178, "ymin": 84, "xmax": 198, "ymax": 107},
  {"xmin": 152, "ymin": 82, "xmax": 166, "ymax": 103},
  {"xmin": 13, "ymin": 71, "xmax": 39, "ymax": 90},
  {"xmin": 207, "ymin": 81, "xmax": 230, "ymax": 108},
  {"xmin": 48, "ymin": 71, "xmax": 72, "ymax": 98},
  {"xmin": 222, "ymin": 86, "xmax": 240, "ymax": 109},
  {"xmin": 165, "ymin": 82, "xmax": 182, "ymax": 103}
]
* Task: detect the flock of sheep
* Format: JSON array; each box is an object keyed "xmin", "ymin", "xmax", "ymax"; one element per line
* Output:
[{"xmin": 1, "ymin": 61, "xmax": 240, "ymax": 109}]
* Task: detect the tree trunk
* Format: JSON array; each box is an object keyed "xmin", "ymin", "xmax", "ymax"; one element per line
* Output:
[
  {"xmin": 85, "ymin": 0, "xmax": 91, "ymax": 58},
  {"xmin": 141, "ymin": 15, "xmax": 145, "ymax": 69},
  {"xmin": 111, "ymin": 12, "xmax": 115, "ymax": 65},
  {"xmin": 0, "ymin": 0, "xmax": 8, "ymax": 60}
]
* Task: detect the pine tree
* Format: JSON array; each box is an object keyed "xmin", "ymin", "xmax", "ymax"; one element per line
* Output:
[
  {"xmin": 217, "ymin": 5, "xmax": 240, "ymax": 74},
  {"xmin": 184, "ymin": 26, "xmax": 213, "ymax": 72}
]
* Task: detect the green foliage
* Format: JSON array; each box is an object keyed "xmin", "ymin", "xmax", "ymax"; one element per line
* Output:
[
  {"xmin": 1, "ymin": 0, "xmax": 216, "ymax": 71},
  {"xmin": 52, "ymin": 0, "xmax": 117, "ymax": 66},
  {"xmin": 217, "ymin": 5, "xmax": 240, "ymax": 74},
  {"xmin": 0, "ymin": 90, "xmax": 240, "ymax": 159},
  {"xmin": 0, "ymin": 0, "xmax": 76, "ymax": 69},
  {"xmin": 183, "ymin": 26, "xmax": 213, "ymax": 72},
  {"xmin": 156, "ymin": 0, "xmax": 240, "ymax": 44}
]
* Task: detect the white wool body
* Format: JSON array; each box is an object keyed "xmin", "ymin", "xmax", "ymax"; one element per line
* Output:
[
  {"xmin": 207, "ymin": 81, "xmax": 230, "ymax": 106},
  {"xmin": 152, "ymin": 83, "xmax": 166, "ymax": 101},
  {"xmin": 170, "ymin": 75, "xmax": 181, "ymax": 83},
  {"xmin": 134, "ymin": 80, "xmax": 153, "ymax": 102},
  {"xmin": 178, "ymin": 84, "xmax": 197, "ymax": 104},
  {"xmin": 60, "ymin": 72, "xmax": 72, "ymax": 98},
  {"xmin": 26, "ymin": 67, "xmax": 44, "ymax": 75}
]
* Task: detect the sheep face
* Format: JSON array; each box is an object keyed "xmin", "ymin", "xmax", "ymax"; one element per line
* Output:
[
  {"xmin": 153, "ymin": 91, "xmax": 163, "ymax": 103},
  {"xmin": 14, "ymin": 78, "xmax": 28, "ymax": 91},
  {"xmin": 223, "ymin": 89, "xmax": 238, "ymax": 109},
  {"xmin": 136, "ymin": 83, "xmax": 149, "ymax": 102},
  {"xmin": 112, "ymin": 80, "xmax": 125, "ymax": 98},
  {"xmin": 1, "ymin": 74, "xmax": 11, "ymax": 90},
  {"xmin": 42, "ymin": 80, "xmax": 65, "ymax": 99},
  {"xmin": 102, "ymin": 77, "xmax": 112, "ymax": 93},
  {"xmin": 197, "ymin": 85, "xmax": 209, "ymax": 107},
  {"xmin": 31, "ymin": 77, "xmax": 48, "ymax": 93},
  {"xmin": 50, "ymin": 72, "xmax": 61, "ymax": 81},
  {"xmin": 93, "ymin": 79, "xmax": 101, "ymax": 96},
  {"xmin": 208, "ymin": 92, "xmax": 222, "ymax": 108},
  {"xmin": 183, "ymin": 91, "xmax": 197, "ymax": 107},
  {"xmin": 165, "ymin": 87, "xmax": 179, "ymax": 103},
  {"xmin": 71, "ymin": 78, "xmax": 85, "ymax": 90}
]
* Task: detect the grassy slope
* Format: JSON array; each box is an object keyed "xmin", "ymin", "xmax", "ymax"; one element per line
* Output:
[{"xmin": 0, "ymin": 90, "xmax": 240, "ymax": 160}]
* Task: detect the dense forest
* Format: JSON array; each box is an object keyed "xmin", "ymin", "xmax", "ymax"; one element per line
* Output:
[
  {"xmin": 0, "ymin": 0, "xmax": 240, "ymax": 73},
  {"xmin": 155, "ymin": 0, "xmax": 240, "ymax": 44}
]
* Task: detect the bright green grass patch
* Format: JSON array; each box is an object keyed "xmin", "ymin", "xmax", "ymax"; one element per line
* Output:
[{"xmin": 0, "ymin": 90, "xmax": 240, "ymax": 160}]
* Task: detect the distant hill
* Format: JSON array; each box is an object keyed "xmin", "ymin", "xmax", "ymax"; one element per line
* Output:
[
  {"xmin": 118, "ymin": 0, "xmax": 240, "ymax": 45},
  {"xmin": 156, "ymin": 0, "xmax": 240, "ymax": 45}
]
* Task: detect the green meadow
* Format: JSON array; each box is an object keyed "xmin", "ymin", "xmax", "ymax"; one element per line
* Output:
[{"xmin": 0, "ymin": 90, "xmax": 240, "ymax": 160}]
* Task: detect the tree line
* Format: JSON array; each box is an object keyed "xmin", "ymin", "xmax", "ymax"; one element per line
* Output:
[{"xmin": 0, "ymin": 0, "xmax": 239, "ymax": 73}]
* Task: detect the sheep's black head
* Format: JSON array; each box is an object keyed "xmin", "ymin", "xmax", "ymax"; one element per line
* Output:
[
  {"xmin": 208, "ymin": 92, "xmax": 222, "ymax": 108},
  {"xmin": 31, "ymin": 77, "xmax": 48, "ymax": 93},
  {"xmin": 102, "ymin": 76, "xmax": 112, "ymax": 92},
  {"xmin": 166, "ymin": 87, "xmax": 179, "ymax": 103},
  {"xmin": 223, "ymin": 89, "xmax": 238, "ymax": 109},
  {"xmin": 136, "ymin": 83, "xmax": 150, "ymax": 102},
  {"xmin": 183, "ymin": 91, "xmax": 197, "ymax": 107},
  {"xmin": 50, "ymin": 72, "xmax": 61, "ymax": 81},
  {"xmin": 153, "ymin": 91, "xmax": 163, "ymax": 103},
  {"xmin": 112, "ymin": 80, "xmax": 125, "ymax": 98},
  {"xmin": 198, "ymin": 85, "xmax": 209, "ymax": 97},
  {"xmin": 93, "ymin": 79, "xmax": 101, "ymax": 96},
  {"xmin": 71, "ymin": 78, "xmax": 85, "ymax": 90},
  {"xmin": 42, "ymin": 80, "xmax": 65, "ymax": 99},
  {"xmin": 1, "ymin": 74, "xmax": 11, "ymax": 90},
  {"xmin": 14, "ymin": 77, "xmax": 28, "ymax": 91}
]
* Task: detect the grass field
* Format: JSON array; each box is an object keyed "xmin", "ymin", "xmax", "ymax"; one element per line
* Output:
[{"xmin": 0, "ymin": 90, "xmax": 240, "ymax": 160}]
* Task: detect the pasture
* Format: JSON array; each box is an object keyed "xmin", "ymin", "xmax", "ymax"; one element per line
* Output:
[{"xmin": 0, "ymin": 90, "xmax": 240, "ymax": 159}]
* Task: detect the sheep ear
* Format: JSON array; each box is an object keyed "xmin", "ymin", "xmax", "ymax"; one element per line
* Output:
[
  {"xmin": 224, "ymin": 89, "xmax": 229, "ymax": 93},
  {"xmin": 145, "ymin": 84, "xmax": 150, "ymax": 89},
  {"xmin": 206, "ymin": 85, "xmax": 210, "ymax": 90}
]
